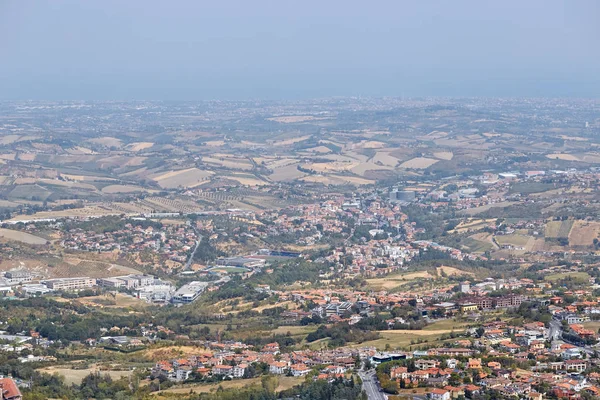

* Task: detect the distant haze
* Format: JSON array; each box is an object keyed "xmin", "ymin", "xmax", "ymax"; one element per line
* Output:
[{"xmin": 1, "ymin": 0, "xmax": 598, "ymax": 100}]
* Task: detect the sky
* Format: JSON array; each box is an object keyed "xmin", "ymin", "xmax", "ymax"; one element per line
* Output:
[{"xmin": 0, "ymin": 0, "xmax": 599, "ymax": 100}]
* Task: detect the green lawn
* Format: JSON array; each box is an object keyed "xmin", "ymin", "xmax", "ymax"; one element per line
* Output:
[
  {"xmin": 346, "ymin": 319, "xmax": 471, "ymax": 350},
  {"xmin": 351, "ymin": 331, "xmax": 455, "ymax": 351},
  {"xmin": 545, "ymin": 271, "xmax": 590, "ymax": 282},
  {"xmin": 422, "ymin": 319, "xmax": 472, "ymax": 331},
  {"xmin": 269, "ymin": 325, "xmax": 316, "ymax": 336},
  {"xmin": 494, "ymin": 234, "xmax": 531, "ymax": 247},
  {"xmin": 462, "ymin": 237, "xmax": 493, "ymax": 253}
]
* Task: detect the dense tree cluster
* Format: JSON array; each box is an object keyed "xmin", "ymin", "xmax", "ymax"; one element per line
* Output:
[
  {"xmin": 62, "ymin": 215, "xmax": 163, "ymax": 234},
  {"xmin": 306, "ymin": 323, "xmax": 380, "ymax": 347}
]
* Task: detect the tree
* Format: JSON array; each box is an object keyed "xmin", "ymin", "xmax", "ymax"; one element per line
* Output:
[{"xmin": 261, "ymin": 375, "xmax": 279, "ymax": 393}]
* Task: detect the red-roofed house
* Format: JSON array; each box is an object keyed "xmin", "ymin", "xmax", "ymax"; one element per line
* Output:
[
  {"xmin": 428, "ymin": 388, "xmax": 450, "ymax": 400},
  {"xmin": 290, "ymin": 364, "xmax": 311, "ymax": 377},
  {"xmin": 0, "ymin": 378, "xmax": 21, "ymax": 400},
  {"xmin": 269, "ymin": 361, "xmax": 288, "ymax": 375}
]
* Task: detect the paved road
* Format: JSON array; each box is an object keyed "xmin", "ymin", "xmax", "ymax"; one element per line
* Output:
[
  {"xmin": 184, "ymin": 232, "xmax": 203, "ymax": 270},
  {"xmin": 358, "ymin": 369, "xmax": 429, "ymax": 400},
  {"xmin": 549, "ymin": 320, "xmax": 562, "ymax": 340},
  {"xmin": 358, "ymin": 371, "xmax": 386, "ymax": 400},
  {"xmin": 550, "ymin": 318, "xmax": 598, "ymax": 356}
]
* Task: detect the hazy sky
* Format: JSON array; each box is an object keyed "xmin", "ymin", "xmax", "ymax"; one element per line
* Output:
[{"xmin": 1, "ymin": 0, "xmax": 598, "ymax": 100}]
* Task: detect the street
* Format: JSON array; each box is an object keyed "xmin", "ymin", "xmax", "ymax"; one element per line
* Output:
[
  {"xmin": 358, "ymin": 370, "xmax": 387, "ymax": 400},
  {"xmin": 358, "ymin": 369, "xmax": 428, "ymax": 400},
  {"xmin": 549, "ymin": 319, "xmax": 562, "ymax": 341},
  {"xmin": 184, "ymin": 232, "xmax": 203, "ymax": 270},
  {"xmin": 550, "ymin": 318, "xmax": 597, "ymax": 357}
]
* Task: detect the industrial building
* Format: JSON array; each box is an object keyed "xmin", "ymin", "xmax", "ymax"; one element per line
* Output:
[
  {"xmin": 171, "ymin": 281, "xmax": 209, "ymax": 304},
  {"xmin": 4, "ymin": 270, "xmax": 33, "ymax": 284},
  {"xmin": 97, "ymin": 274, "xmax": 155, "ymax": 289},
  {"xmin": 41, "ymin": 277, "xmax": 96, "ymax": 291}
]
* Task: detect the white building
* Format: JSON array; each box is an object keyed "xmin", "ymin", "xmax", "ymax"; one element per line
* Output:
[
  {"xmin": 233, "ymin": 364, "xmax": 247, "ymax": 378},
  {"xmin": 21, "ymin": 284, "xmax": 53, "ymax": 297},
  {"xmin": 428, "ymin": 388, "xmax": 451, "ymax": 400},
  {"xmin": 41, "ymin": 277, "xmax": 96, "ymax": 291},
  {"xmin": 171, "ymin": 281, "xmax": 209, "ymax": 304},
  {"xmin": 290, "ymin": 364, "xmax": 311, "ymax": 377},
  {"xmin": 269, "ymin": 362, "xmax": 287, "ymax": 375},
  {"xmin": 175, "ymin": 368, "xmax": 192, "ymax": 381}
]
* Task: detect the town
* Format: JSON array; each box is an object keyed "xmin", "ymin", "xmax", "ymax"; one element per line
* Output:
[{"xmin": 0, "ymin": 96, "xmax": 598, "ymax": 399}]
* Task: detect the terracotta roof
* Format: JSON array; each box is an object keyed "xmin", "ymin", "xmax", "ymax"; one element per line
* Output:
[{"xmin": 0, "ymin": 378, "xmax": 21, "ymax": 400}]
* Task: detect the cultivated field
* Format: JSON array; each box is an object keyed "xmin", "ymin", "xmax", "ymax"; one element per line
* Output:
[
  {"xmin": 451, "ymin": 219, "xmax": 494, "ymax": 233},
  {"xmin": 358, "ymin": 140, "xmax": 386, "ymax": 149},
  {"xmin": 269, "ymin": 163, "xmax": 306, "ymax": 181},
  {"xmin": 126, "ymin": 142, "xmax": 154, "ymax": 151},
  {"xmin": 39, "ymin": 365, "xmax": 132, "ymax": 385},
  {"xmin": 463, "ymin": 234, "xmax": 495, "ymax": 253},
  {"xmin": 151, "ymin": 168, "xmax": 213, "ymax": 189},
  {"xmin": 66, "ymin": 146, "xmax": 95, "ymax": 155},
  {"xmin": 433, "ymin": 151, "xmax": 454, "ymax": 160},
  {"xmin": 101, "ymin": 184, "xmax": 148, "ymax": 194},
  {"xmin": 87, "ymin": 137, "xmax": 123, "ymax": 147},
  {"xmin": 460, "ymin": 201, "xmax": 517, "ymax": 216},
  {"xmin": 268, "ymin": 116, "xmax": 321, "ymax": 123},
  {"xmin": 545, "ymin": 220, "xmax": 574, "ymax": 239},
  {"xmin": 350, "ymin": 162, "xmax": 393, "ymax": 176},
  {"xmin": 303, "ymin": 161, "xmax": 356, "ymax": 173},
  {"xmin": 9, "ymin": 205, "xmax": 119, "ymax": 221},
  {"xmin": 203, "ymin": 155, "xmax": 254, "ymax": 170},
  {"xmin": 0, "ymin": 135, "xmax": 24, "ymax": 145},
  {"xmin": 399, "ymin": 157, "xmax": 439, "ymax": 169},
  {"xmin": 271, "ymin": 135, "xmax": 312, "ymax": 146},
  {"xmin": 494, "ymin": 234, "xmax": 532, "ymax": 247},
  {"xmin": 371, "ymin": 151, "xmax": 401, "ymax": 167},
  {"xmin": 569, "ymin": 221, "xmax": 600, "ymax": 247},
  {"xmin": 8, "ymin": 184, "xmax": 51, "ymax": 200},
  {"xmin": 301, "ymin": 175, "xmax": 374, "ymax": 186},
  {"xmin": 0, "ymin": 228, "xmax": 47, "ymax": 244},
  {"xmin": 436, "ymin": 266, "xmax": 473, "ymax": 277},
  {"xmin": 222, "ymin": 174, "xmax": 267, "ymax": 186},
  {"xmin": 366, "ymin": 271, "xmax": 433, "ymax": 290},
  {"xmin": 546, "ymin": 153, "xmax": 600, "ymax": 163}
]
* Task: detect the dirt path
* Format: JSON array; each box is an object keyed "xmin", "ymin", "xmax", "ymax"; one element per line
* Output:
[
  {"xmin": 488, "ymin": 235, "xmax": 500, "ymax": 250},
  {"xmin": 65, "ymin": 257, "xmax": 143, "ymax": 275}
]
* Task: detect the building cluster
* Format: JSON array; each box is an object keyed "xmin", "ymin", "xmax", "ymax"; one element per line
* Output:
[
  {"xmin": 10, "ymin": 274, "xmax": 180, "ymax": 304},
  {"xmin": 372, "ymin": 318, "xmax": 600, "ymax": 399},
  {"xmin": 151, "ymin": 340, "xmax": 367, "ymax": 383},
  {"xmin": 60, "ymin": 221, "xmax": 199, "ymax": 264}
]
